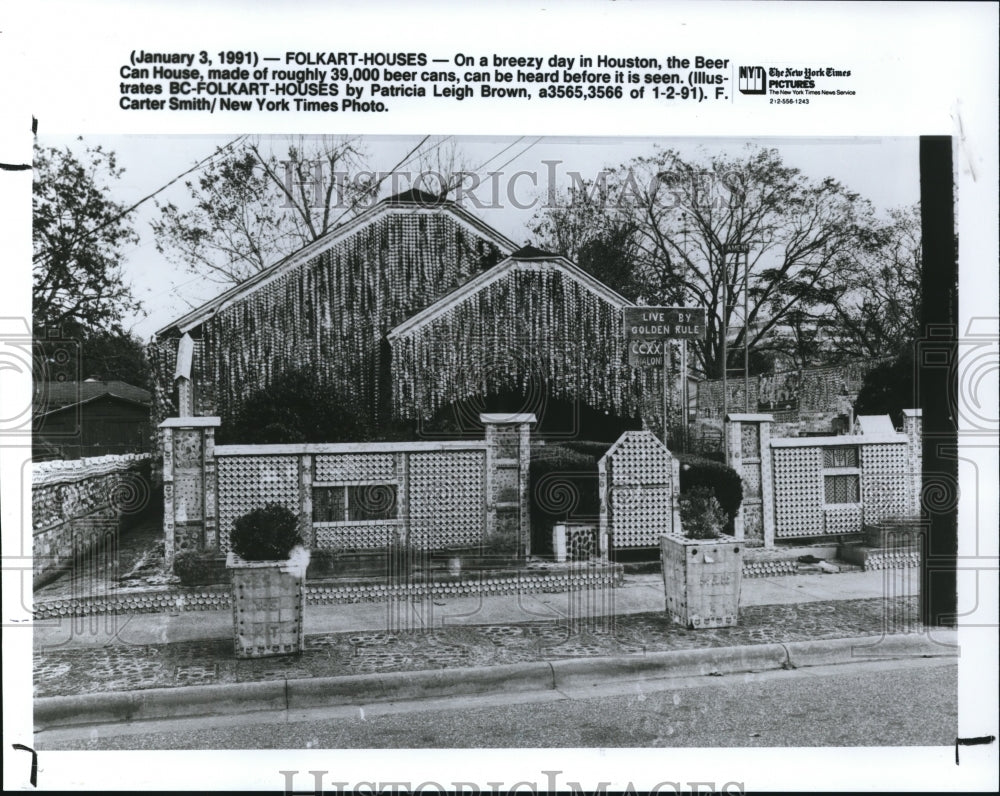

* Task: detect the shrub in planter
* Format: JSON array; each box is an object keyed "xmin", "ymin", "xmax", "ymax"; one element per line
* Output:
[
  {"xmin": 663, "ymin": 487, "xmax": 743, "ymax": 630},
  {"xmin": 558, "ymin": 440, "xmax": 613, "ymax": 459},
  {"xmin": 227, "ymin": 503, "xmax": 307, "ymax": 658},
  {"xmin": 230, "ymin": 503, "xmax": 302, "ymax": 561},
  {"xmin": 676, "ymin": 453, "xmax": 742, "ymax": 534},
  {"xmin": 679, "ymin": 486, "xmax": 727, "ymax": 540}
]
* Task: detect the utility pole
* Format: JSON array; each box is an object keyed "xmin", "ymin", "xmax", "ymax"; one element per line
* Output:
[
  {"xmin": 681, "ymin": 338, "xmax": 688, "ymax": 453},
  {"xmin": 722, "ymin": 243, "xmax": 751, "ymax": 463},
  {"xmin": 662, "ymin": 339, "xmax": 669, "ymax": 446},
  {"xmin": 721, "ymin": 254, "xmax": 728, "ymax": 453},
  {"xmin": 743, "ymin": 248, "xmax": 750, "ymax": 412}
]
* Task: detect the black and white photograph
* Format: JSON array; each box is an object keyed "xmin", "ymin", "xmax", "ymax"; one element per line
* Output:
[
  {"xmin": 22, "ymin": 132, "xmax": 957, "ymax": 739},
  {"xmin": 2, "ymin": 2, "xmax": 997, "ymax": 793}
]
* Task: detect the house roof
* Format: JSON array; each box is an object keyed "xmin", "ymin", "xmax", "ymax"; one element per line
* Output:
[
  {"xmin": 384, "ymin": 188, "xmax": 446, "ymax": 206},
  {"xmin": 35, "ymin": 380, "xmax": 152, "ymax": 413},
  {"xmin": 388, "ymin": 250, "xmax": 633, "ymax": 340},
  {"xmin": 856, "ymin": 414, "xmax": 896, "ymax": 435},
  {"xmin": 154, "ymin": 191, "xmax": 519, "ymax": 339},
  {"xmin": 510, "ymin": 244, "xmax": 560, "ymax": 260},
  {"xmin": 597, "ymin": 429, "xmax": 671, "ymax": 466}
]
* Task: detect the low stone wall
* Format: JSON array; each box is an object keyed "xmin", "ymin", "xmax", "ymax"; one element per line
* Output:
[{"xmin": 33, "ymin": 454, "xmax": 153, "ymax": 586}]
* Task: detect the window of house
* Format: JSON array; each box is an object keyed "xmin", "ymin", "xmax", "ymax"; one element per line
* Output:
[
  {"xmin": 313, "ymin": 484, "xmax": 398, "ymax": 523},
  {"xmin": 312, "ymin": 486, "xmax": 346, "ymax": 522},
  {"xmin": 823, "ymin": 446, "xmax": 858, "ymax": 468},
  {"xmin": 824, "ymin": 474, "xmax": 860, "ymax": 504}
]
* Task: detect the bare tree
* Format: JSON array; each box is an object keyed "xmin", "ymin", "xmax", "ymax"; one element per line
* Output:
[
  {"xmin": 152, "ymin": 135, "xmax": 367, "ymax": 286},
  {"xmin": 534, "ymin": 146, "xmax": 880, "ymax": 377},
  {"xmin": 532, "ymin": 178, "xmax": 620, "ymax": 261},
  {"xmin": 825, "ymin": 205, "xmax": 922, "ymax": 360},
  {"xmin": 409, "ymin": 136, "xmax": 475, "ymax": 200}
]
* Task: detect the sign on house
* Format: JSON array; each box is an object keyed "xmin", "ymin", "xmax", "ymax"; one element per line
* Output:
[{"xmin": 625, "ymin": 307, "xmax": 706, "ymax": 366}]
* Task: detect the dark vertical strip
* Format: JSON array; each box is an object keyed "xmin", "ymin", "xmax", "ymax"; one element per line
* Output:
[
  {"xmin": 378, "ymin": 334, "xmax": 393, "ymax": 434},
  {"xmin": 919, "ymin": 135, "xmax": 958, "ymax": 627}
]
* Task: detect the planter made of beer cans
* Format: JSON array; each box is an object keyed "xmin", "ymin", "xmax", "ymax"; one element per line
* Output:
[
  {"xmin": 227, "ymin": 549, "xmax": 308, "ymax": 658},
  {"xmin": 659, "ymin": 534, "xmax": 742, "ymax": 629}
]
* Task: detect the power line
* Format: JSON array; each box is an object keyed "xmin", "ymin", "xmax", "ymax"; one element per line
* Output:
[
  {"xmin": 145, "ymin": 136, "xmax": 456, "ymax": 296},
  {"xmin": 470, "ymin": 137, "xmax": 526, "ymax": 174},
  {"xmin": 491, "ymin": 136, "xmax": 545, "ymax": 175},
  {"xmin": 137, "ymin": 136, "xmax": 544, "ymax": 314},
  {"xmin": 33, "ymin": 135, "xmax": 249, "ymax": 265},
  {"xmin": 325, "ymin": 134, "xmax": 433, "ymax": 229}
]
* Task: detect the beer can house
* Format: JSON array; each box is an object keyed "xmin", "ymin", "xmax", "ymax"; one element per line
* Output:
[{"xmin": 149, "ymin": 190, "xmax": 670, "ymax": 438}]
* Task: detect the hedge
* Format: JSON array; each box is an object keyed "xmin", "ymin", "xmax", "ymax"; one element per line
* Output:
[
  {"xmin": 528, "ymin": 443, "xmax": 743, "ymax": 547},
  {"xmin": 219, "ymin": 367, "xmax": 369, "ymax": 444},
  {"xmin": 173, "ymin": 550, "xmax": 228, "ymax": 586},
  {"xmin": 558, "ymin": 440, "xmax": 614, "ymax": 459},
  {"xmin": 528, "ymin": 444, "xmax": 602, "ymax": 555}
]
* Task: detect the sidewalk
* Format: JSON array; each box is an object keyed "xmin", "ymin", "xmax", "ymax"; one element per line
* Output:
[{"xmin": 34, "ymin": 569, "xmax": 932, "ymax": 702}]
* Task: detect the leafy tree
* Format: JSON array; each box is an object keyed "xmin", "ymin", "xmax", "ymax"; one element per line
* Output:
[
  {"xmin": 152, "ymin": 136, "xmax": 367, "ymax": 286},
  {"xmin": 533, "ymin": 146, "xmax": 879, "ymax": 378},
  {"xmin": 756, "ymin": 307, "xmax": 830, "ymax": 371},
  {"xmin": 825, "ymin": 205, "xmax": 923, "ymax": 360},
  {"xmin": 38, "ymin": 323, "xmax": 150, "ymax": 384},
  {"xmin": 78, "ymin": 329, "xmax": 152, "ymax": 387},
  {"xmin": 32, "ymin": 139, "xmax": 141, "ymax": 333},
  {"xmin": 726, "ymin": 344, "xmax": 777, "ymax": 378},
  {"xmin": 575, "ymin": 215, "xmax": 643, "ymax": 298},
  {"xmin": 853, "ymin": 345, "xmax": 916, "ymax": 428}
]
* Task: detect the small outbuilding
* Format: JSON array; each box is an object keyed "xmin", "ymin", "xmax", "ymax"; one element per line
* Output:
[{"xmin": 33, "ymin": 379, "xmax": 152, "ymax": 460}]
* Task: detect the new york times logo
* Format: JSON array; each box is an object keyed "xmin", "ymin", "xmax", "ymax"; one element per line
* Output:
[{"xmin": 738, "ymin": 66, "xmax": 767, "ymax": 95}]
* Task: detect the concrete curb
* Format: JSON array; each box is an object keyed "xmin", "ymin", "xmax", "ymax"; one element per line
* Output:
[
  {"xmin": 34, "ymin": 679, "xmax": 286, "ymax": 728},
  {"xmin": 549, "ymin": 643, "xmax": 789, "ymax": 689},
  {"xmin": 287, "ymin": 662, "xmax": 555, "ymax": 709},
  {"xmin": 784, "ymin": 629, "xmax": 959, "ymax": 669},
  {"xmin": 34, "ymin": 632, "xmax": 959, "ymax": 730}
]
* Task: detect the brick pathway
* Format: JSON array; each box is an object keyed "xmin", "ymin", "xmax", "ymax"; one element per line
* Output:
[{"xmin": 34, "ymin": 596, "xmax": 921, "ymax": 698}]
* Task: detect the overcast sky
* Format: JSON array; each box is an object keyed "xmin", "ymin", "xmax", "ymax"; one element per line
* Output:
[{"xmin": 37, "ymin": 134, "xmax": 920, "ymax": 341}]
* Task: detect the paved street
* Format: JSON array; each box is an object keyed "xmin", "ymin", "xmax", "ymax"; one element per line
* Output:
[{"xmin": 36, "ymin": 656, "xmax": 956, "ymax": 749}]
